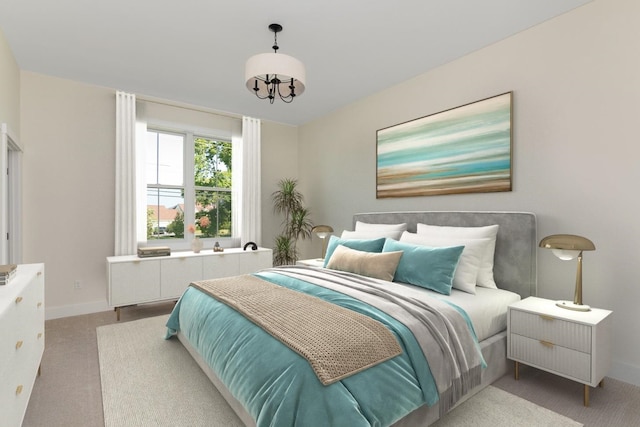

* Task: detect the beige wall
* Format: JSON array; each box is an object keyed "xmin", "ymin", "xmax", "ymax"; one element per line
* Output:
[
  {"xmin": 0, "ymin": 28, "xmax": 19, "ymax": 135},
  {"xmin": 298, "ymin": 0, "xmax": 640, "ymax": 385},
  {"xmin": 260, "ymin": 121, "xmax": 299, "ymax": 249},
  {"xmin": 21, "ymin": 72, "xmax": 116, "ymax": 316}
]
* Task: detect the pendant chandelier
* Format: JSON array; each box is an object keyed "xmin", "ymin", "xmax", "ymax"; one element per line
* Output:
[{"xmin": 245, "ymin": 23, "xmax": 306, "ymax": 104}]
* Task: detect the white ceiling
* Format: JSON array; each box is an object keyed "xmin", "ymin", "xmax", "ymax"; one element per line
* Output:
[{"xmin": 0, "ymin": 0, "xmax": 591, "ymax": 126}]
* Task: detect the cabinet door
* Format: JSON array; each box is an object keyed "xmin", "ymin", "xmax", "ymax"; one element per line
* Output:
[
  {"xmin": 238, "ymin": 249, "xmax": 273, "ymax": 274},
  {"xmin": 109, "ymin": 260, "xmax": 160, "ymax": 306},
  {"xmin": 160, "ymin": 257, "xmax": 203, "ymax": 298},
  {"xmin": 202, "ymin": 253, "xmax": 240, "ymax": 280}
]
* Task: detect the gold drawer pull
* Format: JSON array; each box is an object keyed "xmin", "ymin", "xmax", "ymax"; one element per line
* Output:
[
  {"xmin": 540, "ymin": 340, "xmax": 555, "ymax": 348},
  {"xmin": 38, "ymin": 332, "xmax": 43, "ymax": 339},
  {"xmin": 37, "ymin": 302, "xmax": 43, "ymax": 308},
  {"xmin": 16, "ymin": 385, "xmax": 24, "ymax": 395},
  {"xmin": 37, "ymin": 271, "xmax": 42, "ymax": 276},
  {"xmin": 15, "ymin": 296, "xmax": 23, "ymax": 303},
  {"xmin": 539, "ymin": 314, "xmax": 555, "ymax": 321},
  {"xmin": 16, "ymin": 340, "xmax": 24, "ymax": 349}
]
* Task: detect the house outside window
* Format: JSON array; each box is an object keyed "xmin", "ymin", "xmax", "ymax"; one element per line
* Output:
[{"xmin": 146, "ymin": 129, "xmax": 232, "ymax": 242}]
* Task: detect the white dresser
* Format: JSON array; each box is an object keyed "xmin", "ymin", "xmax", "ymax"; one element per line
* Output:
[
  {"xmin": 107, "ymin": 248, "xmax": 272, "ymax": 320},
  {"xmin": 507, "ymin": 296, "xmax": 612, "ymax": 406},
  {"xmin": 0, "ymin": 263, "xmax": 45, "ymax": 427}
]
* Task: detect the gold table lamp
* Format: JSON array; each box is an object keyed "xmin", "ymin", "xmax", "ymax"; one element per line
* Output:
[
  {"xmin": 539, "ymin": 234, "xmax": 595, "ymax": 312},
  {"xmin": 311, "ymin": 225, "xmax": 334, "ymax": 260}
]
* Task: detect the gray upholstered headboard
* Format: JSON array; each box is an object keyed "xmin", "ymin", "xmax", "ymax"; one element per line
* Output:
[{"xmin": 352, "ymin": 211, "xmax": 537, "ymax": 298}]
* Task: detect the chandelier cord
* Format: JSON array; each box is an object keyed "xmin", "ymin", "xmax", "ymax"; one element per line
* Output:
[{"xmin": 272, "ymin": 30, "xmax": 279, "ymax": 53}]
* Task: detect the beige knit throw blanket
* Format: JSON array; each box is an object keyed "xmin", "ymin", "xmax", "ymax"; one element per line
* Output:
[{"xmin": 191, "ymin": 275, "xmax": 402, "ymax": 385}]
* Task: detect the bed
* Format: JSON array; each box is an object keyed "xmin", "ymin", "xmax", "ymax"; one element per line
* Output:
[{"xmin": 165, "ymin": 211, "xmax": 537, "ymax": 426}]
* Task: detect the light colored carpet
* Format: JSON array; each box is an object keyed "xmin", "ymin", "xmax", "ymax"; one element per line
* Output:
[
  {"xmin": 97, "ymin": 315, "xmax": 244, "ymax": 427},
  {"xmin": 97, "ymin": 315, "xmax": 583, "ymax": 427},
  {"xmin": 432, "ymin": 385, "xmax": 582, "ymax": 427}
]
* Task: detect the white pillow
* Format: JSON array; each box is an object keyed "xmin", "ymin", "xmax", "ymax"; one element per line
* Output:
[
  {"xmin": 400, "ymin": 231, "xmax": 490, "ymax": 294},
  {"xmin": 416, "ymin": 223, "xmax": 499, "ymax": 289},
  {"xmin": 355, "ymin": 221, "xmax": 408, "ymax": 233},
  {"xmin": 341, "ymin": 229, "xmax": 404, "ymax": 240}
]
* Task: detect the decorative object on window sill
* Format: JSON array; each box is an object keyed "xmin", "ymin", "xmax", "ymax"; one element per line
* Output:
[
  {"xmin": 137, "ymin": 246, "xmax": 171, "ymax": 258},
  {"xmin": 539, "ymin": 234, "xmax": 596, "ymax": 312},
  {"xmin": 243, "ymin": 242, "xmax": 258, "ymax": 251},
  {"xmin": 191, "ymin": 237, "xmax": 203, "ymax": 254},
  {"xmin": 214, "ymin": 241, "xmax": 224, "ymax": 252},
  {"xmin": 245, "ymin": 23, "xmax": 306, "ymax": 104},
  {"xmin": 311, "ymin": 225, "xmax": 334, "ymax": 260}
]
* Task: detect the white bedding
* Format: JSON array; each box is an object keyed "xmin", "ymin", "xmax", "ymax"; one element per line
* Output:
[{"xmin": 377, "ymin": 281, "xmax": 521, "ymax": 342}]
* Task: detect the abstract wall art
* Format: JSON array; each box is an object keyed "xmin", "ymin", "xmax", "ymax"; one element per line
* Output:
[{"xmin": 376, "ymin": 92, "xmax": 512, "ymax": 198}]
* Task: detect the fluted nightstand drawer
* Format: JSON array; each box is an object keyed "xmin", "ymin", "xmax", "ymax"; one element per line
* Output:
[
  {"xmin": 510, "ymin": 309, "xmax": 591, "ymax": 353},
  {"xmin": 510, "ymin": 334, "xmax": 591, "ymax": 382}
]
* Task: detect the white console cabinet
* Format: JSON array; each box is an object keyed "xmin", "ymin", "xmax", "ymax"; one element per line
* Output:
[
  {"xmin": 107, "ymin": 248, "xmax": 272, "ymax": 319},
  {"xmin": 0, "ymin": 263, "xmax": 45, "ymax": 427}
]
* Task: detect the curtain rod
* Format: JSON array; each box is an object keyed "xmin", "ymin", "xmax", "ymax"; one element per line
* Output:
[{"xmin": 135, "ymin": 94, "xmax": 242, "ymax": 121}]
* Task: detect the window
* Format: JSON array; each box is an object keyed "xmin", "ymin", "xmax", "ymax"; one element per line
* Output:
[{"xmin": 146, "ymin": 130, "xmax": 232, "ymax": 242}]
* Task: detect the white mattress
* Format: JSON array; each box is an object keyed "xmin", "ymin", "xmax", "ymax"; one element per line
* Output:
[{"xmin": 382, "ymin": 281, "xmax": 521, "ymax": 342}]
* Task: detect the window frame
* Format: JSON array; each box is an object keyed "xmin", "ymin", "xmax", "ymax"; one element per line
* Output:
[{"xmin": 144, "ymin": 127, "xmax": 235, "ymax": 251}]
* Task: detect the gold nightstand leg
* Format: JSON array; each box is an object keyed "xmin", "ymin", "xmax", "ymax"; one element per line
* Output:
[
  {"xmin": 584, "ymin": 385, "xmax": 590, "ymax": 407},
  {"xmin": 599, "ymin": 379, "xmax": 604, "ymax": 388},
  {"xmin": 514, "ymin": 361, "xmax": 519, "ymax": 380},
  {"xmin": 115, "ymin": 307, "xmax": 121, "ymax": 321}
]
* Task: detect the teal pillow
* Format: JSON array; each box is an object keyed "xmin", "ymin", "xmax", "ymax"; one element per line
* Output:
[
  {"xmin": 382, "ymin": 239, "xmax": 464, "ymax": 295},
  {"xmin": 323, "ymin": 235, "xmax": 387, "ymax": 267}
]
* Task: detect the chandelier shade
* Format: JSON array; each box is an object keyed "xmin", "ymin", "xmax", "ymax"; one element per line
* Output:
[{"xmin": 245, "ymin": 24, "xmax": 306, "ymax": 104}]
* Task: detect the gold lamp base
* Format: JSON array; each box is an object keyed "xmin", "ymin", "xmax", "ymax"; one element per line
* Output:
[{"xmin": 556, "ymin": 300, "xmax": 591, "ymax": 312}]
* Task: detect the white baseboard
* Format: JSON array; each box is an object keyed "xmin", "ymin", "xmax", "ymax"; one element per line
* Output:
[
  {"xmin": 45, "ymin": 300, "xmax": 110, "ymax": 320},
  {"xmin": 608, "ymin": 360, "xmax": 640, "ymax": 387}
]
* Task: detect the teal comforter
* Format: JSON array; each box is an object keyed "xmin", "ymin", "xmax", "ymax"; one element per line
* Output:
[{"xmin": 166, "ymin": 268, "xmax": 478, "ymax": 427}]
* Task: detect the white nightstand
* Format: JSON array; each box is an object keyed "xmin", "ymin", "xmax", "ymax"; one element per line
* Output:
[
  {"xmin": 507, "ymin": 296, "xmax": 612, "ymax": 406},
  {"xmin": 296, "ymin": 258, "xmax": 325, "ymax": 268}
]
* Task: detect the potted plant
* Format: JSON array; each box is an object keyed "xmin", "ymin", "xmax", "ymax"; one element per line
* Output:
[{"xmin": 272, "ymin": 178, "xmax": 313, "ymax": 265}]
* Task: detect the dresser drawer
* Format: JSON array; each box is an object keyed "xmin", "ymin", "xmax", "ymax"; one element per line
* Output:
[
  {"xmin": 0, "ymin": 264, "xmax": 46, "ymax": 427},
  {"xmin": 510, "ymin": 309, "xmax": 591, "ymax": 353},
  {"xmin": 510, "ymin": 334, "xmax": 591, "ymax": 382},
  {"xmin": 0, "ymin": 350, "xmax": 37, "ymax": 427},
  {"xmin": 0, "ymin": 289, "xmax": 40, "ymax": 367}
]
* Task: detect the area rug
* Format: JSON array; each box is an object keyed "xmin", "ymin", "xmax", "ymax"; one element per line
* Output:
[{"xmin": 97, "ymin": 315, "xmax": 583, "ymax": 427}]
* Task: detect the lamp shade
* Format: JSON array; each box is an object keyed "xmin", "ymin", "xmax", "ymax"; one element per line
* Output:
[
  {"xmin": 539, "ymin": 234, "xmax": 595, "ymax": 257},
  {"xmin": 245, "ymin": 53, "xmax": 306, "ymax": 97},
  {"xmin": 311, "ymin": 225, "xmax": 333, "ymax": 239}
]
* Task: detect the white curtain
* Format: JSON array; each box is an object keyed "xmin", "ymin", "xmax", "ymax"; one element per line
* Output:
[
  {"xmin": 235, "ymin": 116, "xmax": 261, "ymax": 246},
  {"xmin": 115, "ymin": 91, "xmax": 138, "ymax": 255}
]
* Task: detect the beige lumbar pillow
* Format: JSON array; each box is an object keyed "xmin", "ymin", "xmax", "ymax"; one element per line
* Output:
[{"xmin": 326, "ymin": 244, "xmax": 403, "ymax": 282}]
